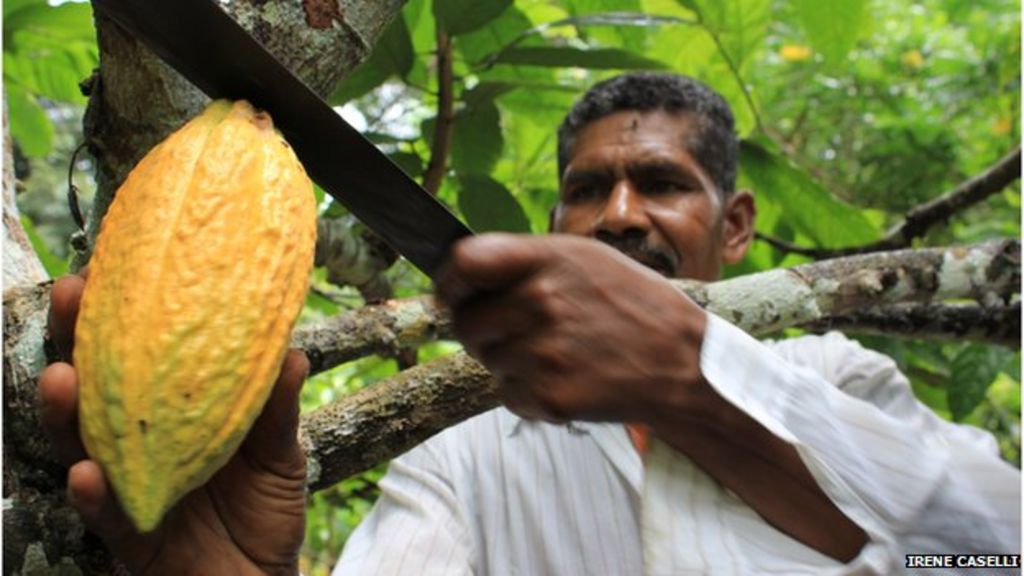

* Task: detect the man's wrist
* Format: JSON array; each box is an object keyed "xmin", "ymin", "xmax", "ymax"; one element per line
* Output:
[{"xmin": 638, "ymin": 292, "xmax": 732, "ymax": 433}]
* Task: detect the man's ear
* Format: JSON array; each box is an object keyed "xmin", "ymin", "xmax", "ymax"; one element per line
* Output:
[
  {"xmin": 721, "ymin": 190, "xmax": 755, "ymax": 265},
  {"xmin": 548, "ymin": 204, "xmax": 560, "ymax": 233}
]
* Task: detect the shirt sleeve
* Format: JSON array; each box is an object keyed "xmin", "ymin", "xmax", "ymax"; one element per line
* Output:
[
  {"xmin": 699, "ymin": 312, "xmax": 1021, "ymax": 573},
  {"xmin": 331, "ymin": 439, "xmax": 475, "ymax": 576}
]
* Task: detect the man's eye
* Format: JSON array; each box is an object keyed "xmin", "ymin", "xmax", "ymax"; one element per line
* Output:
[
  {"xmin": 567, "ymin": 185, "xmax": 602, "ymax": 202},
  {"xmin": 646, "ymin": 180, "xmax": 681, "ymax": 195}
]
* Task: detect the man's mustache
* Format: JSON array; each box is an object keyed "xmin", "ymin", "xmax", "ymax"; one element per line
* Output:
[{"xmin": 595, "ymin": 232, "xmax": 679, "ymax": 277}]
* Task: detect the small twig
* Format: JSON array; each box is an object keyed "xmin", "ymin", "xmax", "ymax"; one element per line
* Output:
[
  {"xmin": 754, "ymin": 231, "xmax": 833, "ymax": 258},
  {"xmin": 759, "ymin": 147, "xmax": 1022, "ymax": 259},
  {"xmin": 699, "ymin": 17, "xmax": 764, "ymax": 133},
  {"xmin": 892, "ymin": 146, "xmax": 1021, "ymax": 245},
  {"xmin": 67, "ymin": 142, "xmax": 90, "ymax": 231},
  {"xmin": 421, "ymin": 27, "xmax": 454, "ymax": 196}
]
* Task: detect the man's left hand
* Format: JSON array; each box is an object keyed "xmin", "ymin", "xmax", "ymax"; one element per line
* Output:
[{"xmin": 436, "ymin": 233, "xmax": 708, "ymax": 425}]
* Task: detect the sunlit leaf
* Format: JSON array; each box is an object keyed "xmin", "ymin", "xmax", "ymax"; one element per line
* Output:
[
  {"xmin": 4, "ymin": 1, "xmax": 94, "ymax": 49},
  {"xmin": 565, "ymin": 0, "xmax": 647, "ymax": 51},
  {"xmin": 6, "ymin": 83, "xmax": 52, "ymax": 157},
  {"xmin": 19, "ymin": 214, "xmax": 65, "ymax": 277},
  {"xmin": 475, "ymin": 10, "xmax": 690, "ymax": 71},
  {"xmin": 687, "ymin": 0, "xmax": 770, "ymax": 67},
  {"xmin": 739, "ymin": 139, "xmax": 879, "ymax": 247},
  {"xmin": 457, "ymin": 5, "xmax": 534, "ymax": 65},
  {"xmin": 642, "ymin": 20, "xmax": 758, "ymax": 134},
  {"xmin": 3, "ymin": 2, "xmax": 97, "ymax": 104},
  {"xmin": 304, "ymin": 289, "xmax": 341, "ymax": 316},
  {"xmin": 457, "ymin": 174, "xmax": 531, "ymax": 232},
  {"xmin": 792, "ymin": 0, "xmax": 868, "ymax": 66},
  {"xmin": 674, "ymin": 0, "xmax": 701, "ymax": 13}
]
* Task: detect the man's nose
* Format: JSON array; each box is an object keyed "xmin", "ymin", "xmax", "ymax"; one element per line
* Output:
[{"xmin": 597, "ymin": 181, "xmax": 650, "ymax": 237}]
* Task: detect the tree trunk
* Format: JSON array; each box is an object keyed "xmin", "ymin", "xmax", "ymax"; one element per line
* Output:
[{"xmin": 2, "ymin": 1, "xmax": 404, "ymax": 573}]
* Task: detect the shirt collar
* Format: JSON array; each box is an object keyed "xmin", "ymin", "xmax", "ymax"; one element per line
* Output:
[{"xmin": 502, "ymin": 413, "xmax": 597, "ymax": 438}]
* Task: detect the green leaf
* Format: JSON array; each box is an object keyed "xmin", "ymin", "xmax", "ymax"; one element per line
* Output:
[
  {"xmin": 456, "ymin": 5, "xmax": 533, "ymax": 65},
  {"xmin": 738, "ymin": 139, "xmax": 879, "ymax": 247},
  {"xmin": 688, "ymin": 0, "xmax": 770, "ymax": 67},
  {"xmin": 474, "ymin": 10, "xmax": 689, "ymax": 70},
  {"xmin": 6, "ymin": 83, "xmax": 52, "ymax": 157},
  {"xmin": 328, "ymin": 16, "xmax": 413, "ymax": 104},
  {"xmin": 450, "ymin": 96, "xmax": 503, "ymax": 174},
  {"xmin": 462, "ymin": 82, "xmax": 519, "ymax": 105},
  {"xmin": 5, "ymin": 2, "xmax": 94, "ymax": 49},
  {"xmin": 492, "ymin": 46, "xmax": 668, "ymax": 70},
  {"xmin": 304, "ymin": 289, "xmax": 341, "ymax": 317},
  {"xmin": 4, "ymin": 0, "xmax": 43, "ymax": 20},
  {"xmin": 674, "ymin": 0, "xmax": 701, "ymax": 13},
  {"xmin": 3, "ymin": 2, "xmax": 97, "ymax": 104},
  {"xmin": 457, "ymin": 174, "xmax": 530, "ymax": 233},
  {"xmin": 388, "ymin": 150, "xmax": 425, "ymax": 179},
  {"xmin": 565, "ymin": 0, "xmax": 647, "ymax": 51},
  {"xmin": 434, "ymin": 0, "xmax": 513, "ymax": 36},
  {"xmin": 949, "ymin": 344, "xmax": 1013, "ymax": 421},
  {"xmin": 792, "ymin": 0, "xmax": 868, "ymax": 66},
  {"xmin": 19, "ymin": 215, "xmax": 65, "ymax": 277}
]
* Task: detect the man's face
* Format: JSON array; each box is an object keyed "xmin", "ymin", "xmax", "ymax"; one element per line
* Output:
[{"xmin": 551, "ymin": 110, "xmax": 751, "ymax": 281}]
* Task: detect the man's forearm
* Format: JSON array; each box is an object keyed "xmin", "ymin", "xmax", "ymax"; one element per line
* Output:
[{"xmin": 652, "ymin": 393, "xmax": 868, "ymax": 563}]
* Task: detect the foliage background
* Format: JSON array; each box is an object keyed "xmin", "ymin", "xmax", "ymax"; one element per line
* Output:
[{"xmin": 5, "ymin": 0, "xmax": 1020, "ymax": 574}]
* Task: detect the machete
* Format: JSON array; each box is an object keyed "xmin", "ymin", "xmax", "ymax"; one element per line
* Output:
[{"xmin": 91, "ymin": 0, "xmax": 473, "ymax": 279}]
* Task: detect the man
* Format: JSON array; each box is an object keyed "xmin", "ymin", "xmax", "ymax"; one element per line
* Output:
[{"xmin": 41, "ymin": 73, "xmax": 1019, "ymax": 575}]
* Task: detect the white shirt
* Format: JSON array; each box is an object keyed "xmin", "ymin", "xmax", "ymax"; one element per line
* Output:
[{"xmin": 333, "ymin": 313, "xmax": 1021, "ymax": 575}]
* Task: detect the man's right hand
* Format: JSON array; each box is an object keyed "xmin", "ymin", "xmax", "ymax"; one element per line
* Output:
[{"xmin": 40, "ymin": 273, "xmax": 309, "ymax": 575}]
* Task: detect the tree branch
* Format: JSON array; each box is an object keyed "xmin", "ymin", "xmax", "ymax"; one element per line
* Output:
[
  {"xmin": 800, "ymin": 301, "xmax": 1020, "ymax": 348},
  {"xmin": 758, "ymin": 147, "xmax": 1022, "ymax": 259},
  {"xmin": 314, "ymin": 215, "xmax": 398, "ymax": 303},
  {"xmin": 293, "ymin": 295, "xmax": 449, "ymax": 376},
  {"xmin": 295, "ymin": 240, "xmax": 1019, "ymax": 375},
  {"xmin": 297, "ymin": 239, "xmax": 1020, "ymax": 489},
  {"xmin": 3, "ymin": 239, "xmax": 1017, "ymax": 531},
  {"xmin": 301, "ymin": 351, "xmax": 496, "ymax": 492}
]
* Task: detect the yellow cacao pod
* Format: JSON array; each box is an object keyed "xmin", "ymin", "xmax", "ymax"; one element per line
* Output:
[{"xmin": 74, "ymin": 100, "xmax": 317, "ymax": 532}]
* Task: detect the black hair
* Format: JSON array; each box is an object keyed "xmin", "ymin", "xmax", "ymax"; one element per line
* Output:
[{"xmin": 556, "ymin": 72, "xmax": 738, "ymax": 194}]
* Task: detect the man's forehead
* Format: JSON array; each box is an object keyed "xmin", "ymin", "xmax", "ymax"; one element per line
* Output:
[
  {"xmin": 573, "ymin": 108, "xmax": 700, "ymax": 146},
  {"xmin": 567, "ymin": 110, "xmax": 703, "ymax": 166}
]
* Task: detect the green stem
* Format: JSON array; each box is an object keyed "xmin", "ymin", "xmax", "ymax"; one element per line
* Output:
[{"xmin": 701, "ymin": 22, "xmax": 764, "ymax": 133}]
